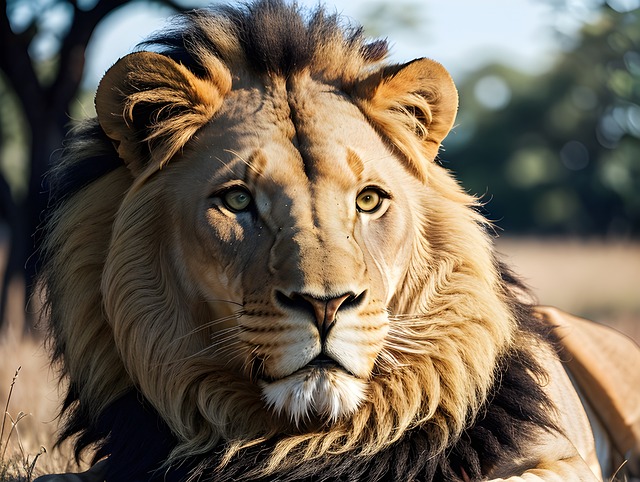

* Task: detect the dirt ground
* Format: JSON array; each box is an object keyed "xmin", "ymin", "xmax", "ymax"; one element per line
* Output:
[
  {"xmin": 496, "ymin": 237, "xmax": 640, "ymax": 343},
  {"xmin": 1, "ymin": 237, "xmax": 639, "ymax": 478}
]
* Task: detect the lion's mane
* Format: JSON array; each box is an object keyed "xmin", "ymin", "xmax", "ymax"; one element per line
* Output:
[{"xmin": 41, "ymin": 1, "xmax": 556, "ymax": 480}]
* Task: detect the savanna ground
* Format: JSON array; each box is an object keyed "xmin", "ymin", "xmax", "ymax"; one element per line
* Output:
[{"xmin": 0, "ymin": 237, "xmax": 639, "ymax": 480}]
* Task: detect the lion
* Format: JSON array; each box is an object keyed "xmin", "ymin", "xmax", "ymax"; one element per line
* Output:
[{"xmin": 37, "ymin": 1, "xmax": 639, "ymax": 481}]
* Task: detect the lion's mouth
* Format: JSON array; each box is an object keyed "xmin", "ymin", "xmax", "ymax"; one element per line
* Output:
[
  {"xmin": 307, "ymin": 353, "xmax": 338, "ymax": 369},
  {"xmin": 259, "ymin": 353, "xmax": 351, "ymax": 383}
]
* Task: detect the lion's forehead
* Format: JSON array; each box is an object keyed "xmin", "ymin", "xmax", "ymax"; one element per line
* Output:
[{"xmin": 191, "ymin": 76, "xmax": 397, "ymax": 191}]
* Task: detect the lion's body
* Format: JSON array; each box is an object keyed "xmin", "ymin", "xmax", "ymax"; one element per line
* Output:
[{"xmin": 37, "ymin": 1, "xmax": 639, "ymax": 481}]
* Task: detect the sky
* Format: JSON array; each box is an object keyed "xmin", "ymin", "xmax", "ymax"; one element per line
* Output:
[{"xmin": 82, "ymin": 0, "xmax": 594, "ymax": 88}]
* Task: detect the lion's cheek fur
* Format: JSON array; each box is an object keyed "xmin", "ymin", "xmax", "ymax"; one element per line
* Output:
[
  {"xmin": 356, "ymin": 200, "xmax": 416, "ymax": 306},
  {"xmin": 101, "ymin": 182, "xmax": 255, "ymax": 451}
]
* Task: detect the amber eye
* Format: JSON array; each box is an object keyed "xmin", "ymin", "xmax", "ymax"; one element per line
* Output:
[
  {"xmin": 222, "ymin": 188, "xmax": 252, "ymax": 212},
  {"xmin": 356, "ymin": 188, "xmax": 385, "ymax": 213}
]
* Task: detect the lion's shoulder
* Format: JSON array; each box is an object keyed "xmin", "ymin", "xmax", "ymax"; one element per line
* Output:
[{"xmin": 539, "ymin": 307, "xmax": 640, "ymax": 469}]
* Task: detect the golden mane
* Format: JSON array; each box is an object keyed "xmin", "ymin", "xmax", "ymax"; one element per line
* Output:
[{"xmin": 41, "ymin": 1, "xmax": 525, "ymax": 478}]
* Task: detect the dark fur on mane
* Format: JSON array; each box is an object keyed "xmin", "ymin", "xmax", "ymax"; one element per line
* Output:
[
  {"xmin": 79, "ymin": 268, "xmax": 556, "ymax": 482},
  {"xmin": 45, "ymin": 120, "xmax": 119, "ymax": 210},
  {"xmin": 141, "ymin": 0, "xmax": 388, "ymax": 77}
]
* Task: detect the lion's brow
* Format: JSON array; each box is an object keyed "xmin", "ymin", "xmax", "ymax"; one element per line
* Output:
[{"xmin": 346, "ymin": 148, "xmax": 365, "ymax": 180}]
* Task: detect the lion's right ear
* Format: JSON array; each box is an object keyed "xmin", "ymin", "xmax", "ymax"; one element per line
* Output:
[
  {"xmin": 95, "ymin": 51, "xmax": 231, "ymax": 177},
  {"xmin": 351, "ymin": 58, "xmax": 458, "ymax": 181}
]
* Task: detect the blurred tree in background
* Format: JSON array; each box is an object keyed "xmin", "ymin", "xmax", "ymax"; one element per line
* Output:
[
  {"xmin": 446, "ymin": 1, "xmax": 640, "ymax": 236},
  {"xmin": 0, "ymin": 0, "xmax": 194, "ymax": 328}
]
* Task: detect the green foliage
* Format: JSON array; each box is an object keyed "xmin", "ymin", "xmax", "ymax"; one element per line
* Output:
[
  {"xmin": 446, "ymin": 5, "xmax": 640, "ymax": 236},
  {"xmin": 0, "ymin": 79, "xmax": 29, "ymax": 200}
]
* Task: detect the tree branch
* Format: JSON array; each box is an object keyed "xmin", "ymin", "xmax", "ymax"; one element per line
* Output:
[{"xmin": 47, "ymin": 0, "xmax": 130, "ymax": 116}]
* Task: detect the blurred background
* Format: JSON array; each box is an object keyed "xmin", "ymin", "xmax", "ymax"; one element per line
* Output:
[{"xmin": 0, "ymin": 0, "xmax": 639, "ymax": 475}]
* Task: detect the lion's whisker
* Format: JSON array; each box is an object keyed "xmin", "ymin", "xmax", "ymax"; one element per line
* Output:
[
  {"xmin": 158, "ymin": 328, "xmax": 245, "ymax": 365},
  {"xmin": 375, "ymin": 349, "xmax": 407, "ymax": 371},
  {"xmin": 211, "ymin": 341, "xmax": 245, "ymax": 360},
  {"xmin": 202, "ymin": 298, "xmax": 244, "ymax": 308},
  {"xmin": 383, "ymin": 334, "xmax": 432, "ymax": 355},
  {"xmin": 200, "ymin": 311, "xmax": 245, "ymax": 329},
  {"xmin": 166, "ymin": 315, "xmax": 244, "ymax": 348},
  {"xmin": 223, "ymin": 148, "xmax": 264, "ymax": 178},
  {"xmin": 212, "ymin": 154, "xmax": 241, "ymax": 177}
]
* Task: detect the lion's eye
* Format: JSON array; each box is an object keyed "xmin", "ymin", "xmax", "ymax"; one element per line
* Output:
[
  {"xmin": 222, "ymin": 188, "xmax": 252, "ymax": 212},
  {"xmin": 356, "ymin": 188, "xmax": 385, "ymax": 213}
]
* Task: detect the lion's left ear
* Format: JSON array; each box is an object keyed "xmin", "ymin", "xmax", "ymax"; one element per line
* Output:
[
  {"xmin": 95, "ymin": 51, "xmax": 231, "ymax": 179},
  {"xmin": 351, "ymin": 58, "xmax": 458, "ymax": 179}
]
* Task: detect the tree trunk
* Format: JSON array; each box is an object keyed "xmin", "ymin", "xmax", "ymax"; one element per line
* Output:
[{"xmin": 0, "ymin": 0, "xmax": 186, "ymax": 330}]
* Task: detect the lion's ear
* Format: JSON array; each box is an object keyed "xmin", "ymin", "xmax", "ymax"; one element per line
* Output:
[
  {"xmin": 95, "ymin": 51, "xmax": 231, "ymax": 177},
  {"xmin": 351, "ymin": 58, "xmax": 458, "ymax": 178}
]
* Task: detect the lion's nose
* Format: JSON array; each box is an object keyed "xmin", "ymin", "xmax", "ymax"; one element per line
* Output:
[
  {"xmin": 300, "ymin": 293, "xmax": 351, "ymax": 339},
  {"xmin": 276, "ymin": 291, "xmax": 365, "ymax": 340}
]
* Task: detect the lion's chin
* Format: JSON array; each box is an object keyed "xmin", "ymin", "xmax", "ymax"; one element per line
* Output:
[{"xmin": 261, "ymin": 366, "xmax": 367, "ymax": 426}]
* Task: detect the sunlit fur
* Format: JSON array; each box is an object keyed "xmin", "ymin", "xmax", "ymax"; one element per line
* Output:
[{"xmin": 42, "ymin": 1, "xmax": 519, "ymax": 477}]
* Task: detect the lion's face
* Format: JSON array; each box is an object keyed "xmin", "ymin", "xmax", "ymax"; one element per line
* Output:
[{"xmin": 167, "ymin": 76, "xmax": 419, "ymax": 424}]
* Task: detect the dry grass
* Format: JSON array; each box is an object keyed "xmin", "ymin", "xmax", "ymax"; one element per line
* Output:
[
  {"xmin": 0, "ymin": 237, "xmax": 638, "ymax": 480},
  {"xmin": 497, "ymin": 237, "xmax": 640, "ymax": 343},
  {"xmin": 0, "ymin": 335, "xmax": 84, "ymax": 481},
  {"xmin": 1, "ymin": 367, "xmax": 45, "ymax": 482}
]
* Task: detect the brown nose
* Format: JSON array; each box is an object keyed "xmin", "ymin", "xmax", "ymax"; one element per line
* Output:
[
  {"xmin": 276, "ymin": 291, "xmax": 363, "ymax": 340},
  {"xmin": 300, "ymin": 293, "xmax": 351, "ymax": 339}
]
